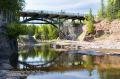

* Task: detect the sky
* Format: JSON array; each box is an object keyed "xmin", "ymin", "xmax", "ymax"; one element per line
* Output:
[{"xmin": 25, "ymin": 0, "xmax": 107, "ymax": 14}]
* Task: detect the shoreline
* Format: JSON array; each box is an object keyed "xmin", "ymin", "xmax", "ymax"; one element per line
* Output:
[
  {"xmin": 38, "ymin": 40, "xmax": 120, "ymax": 49},
  {"xmin": 18, "ymin": 40, "xmax": 120, "ymax": 54}
]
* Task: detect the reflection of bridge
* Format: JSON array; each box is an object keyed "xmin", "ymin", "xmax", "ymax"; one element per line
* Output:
[
  {"xmin": 19, "ymin": 52, "xmax": 83, "ymax": 69},
  {"xmin": 20, "ymin": 10, "xmax": 86, "ymax": 27},
  {"xmin": 19, "ymin": 54, "xmax": 120, "ymax": 71}
]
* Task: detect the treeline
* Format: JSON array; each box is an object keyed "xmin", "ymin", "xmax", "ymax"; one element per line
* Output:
[
  {"xmin": 6, "ymin": 23, "xmax": 59, "ymax": 40},
  {"xmin": 98, "ymin": 0, "xmax": 120, "ymax": 19}
]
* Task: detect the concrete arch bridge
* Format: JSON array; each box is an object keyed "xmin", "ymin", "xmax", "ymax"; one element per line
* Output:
[{"xmin": 20, "ymin": 10, "xmax": 87, "ymax": 38}]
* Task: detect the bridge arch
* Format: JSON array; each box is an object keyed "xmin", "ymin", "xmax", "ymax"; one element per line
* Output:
[{"xmin": 21, "ymin": 17, "xmax": 59, "ymax": 28}]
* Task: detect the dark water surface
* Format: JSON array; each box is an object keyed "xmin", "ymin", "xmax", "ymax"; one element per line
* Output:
[{"xmin": 18, "ymin": 44, "xmax": 120, "ymax": 79}]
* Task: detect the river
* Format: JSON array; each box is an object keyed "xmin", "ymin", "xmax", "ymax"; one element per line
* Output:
[{"xmin": 1, "ymin": 43, "xmax": 120, "ymax": 79}]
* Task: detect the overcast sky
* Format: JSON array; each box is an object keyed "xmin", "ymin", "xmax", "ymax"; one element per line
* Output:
[{"xmin": 25, "ymin": 0, "xmax": 107, "ymax": 14}]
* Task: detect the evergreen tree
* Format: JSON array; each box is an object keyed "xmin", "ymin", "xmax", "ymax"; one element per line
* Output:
[
  {"xmin": 114, "ymin": 0, "xmax": 120, "ymax": 18},
  {"xmin": 106, "ymin": 0, "xmax": 120, "ymax": 19},
  {"xmin": 87, "ymin": 9, "xmax": 94, "ymax": 34},
  {"xmin": 98, "ymin": 0, "xmax": 105, "ymax": 17}
]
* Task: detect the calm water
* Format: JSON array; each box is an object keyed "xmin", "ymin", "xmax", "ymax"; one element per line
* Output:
[{"xmin": 18, "ymin": 44, "xmax": 120, "ymax": 79}]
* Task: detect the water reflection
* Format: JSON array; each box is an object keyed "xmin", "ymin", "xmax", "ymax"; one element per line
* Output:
[
  {"xmin": 19, "ymin": 45, "xmax": 59, "ymax": 67},
  {"xmin": 18, "ymin": 44, "xmax": 120, "ymax": 79}
]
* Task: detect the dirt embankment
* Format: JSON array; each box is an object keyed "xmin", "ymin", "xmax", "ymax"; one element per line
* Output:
[
  {"xmin": 77, "ymin": 19, "xmax": 120, "ymax": 49},
  {"xmin": 82, "ymin": 19, "xmax": 120, "ymax": 49},
  {"xmin": 94, "ymin": 19, "xmax": 120, "ymax": 41}
]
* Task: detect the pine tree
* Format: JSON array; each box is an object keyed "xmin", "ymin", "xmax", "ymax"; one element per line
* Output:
[
  {"xmin": 98, "ymin": 0, "xmax": 105, "ymax": 18},
  {"xmin": 87, "ymin": 9, "xmax": 94, "ymax": 34},
  {"xmin": 114, "ymin": 0, "xmax": 120, "ymax": 18},
  {"xmin": 106, "ymin": 0, "xmax": 120, "ymax": 19}
]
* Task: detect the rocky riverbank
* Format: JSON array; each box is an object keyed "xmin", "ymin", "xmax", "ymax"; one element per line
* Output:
[
  {"xmin": 49, "ymin": 40, "xmax": 120, "ymax": 52},
  {"xmin": 94, "ymin": 19, "xmax": 120, "ymax": 41},
  {"xmin": 79, "ymin": 19, "xmax": 120, "ymax": 50}
]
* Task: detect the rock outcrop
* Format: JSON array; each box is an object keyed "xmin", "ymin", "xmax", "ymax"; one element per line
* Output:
[
  {"xmin": 0, "ymin": 10, "xmax": 18, "ymax": 69},
  {"xmin": 61, "ymin": 20, "xmax": 83, "ymax": 40}
]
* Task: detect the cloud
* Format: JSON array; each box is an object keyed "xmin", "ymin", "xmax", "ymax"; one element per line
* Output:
[{"xmin": 25, "ymin": 0, "xmax": 107, "ymax": 14}]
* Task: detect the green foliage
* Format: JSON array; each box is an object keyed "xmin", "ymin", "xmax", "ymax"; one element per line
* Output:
[
  {"xmin": 117, "ymin": 10, "xmax": 120, "ymax": 18},
  {"xmin": 27, "ymin": 25, "xmax": 36, "ymax": 36},
  {"xmin": 6, "ymin": 23, "xmax": 37, "ymax": 38},
  {"xmin": 6, "ymin": 22, "xmax": 28, "ymax": 38},
  {"xmin": 87, "ymin": 21, "xmax": 94, "ymax": 34},
  {"xmin": 106, "ymin": 0, "xmax": 115, "ymax": 19},
  {"xmin": 99, "ymin": 0, "xmax": 120, "ymax": 19},
  {"xmin": 20, "ymin": 45, "xmax": 58, "ymax": 61},
  {"xmin": 48, "ymin": 25, "xmax": 59, "ymax": 39},
  {"xmin": 113, "ymin": 0, "xmax": 120, "ymax": 18},
  {"xmin": 0, "ymin": 0, "xmax": 25, "ymax": 22},
  {"xmin": 98, "ymin": 0, "xmax": 105, "ymax": 18},
  {"xmin": 87, "ymin": 9, "xmax": 95, "ymax": 34},
  {"xmin": 35, "ymin": 30, "xmax": 42, "ymax": 40},
  {"xmin": 88, "ymin": 9, "xmax": 94, "ymax": 22},
  {"xmin": 0, "ymin": 0, "xmax": 25, "ymax": 12},
  {"xmin": 6, "ymin": 23, "xmax": 58, "ymax": 40},
  {"xmin": 42, "ymin": 25, "xmax": 49, "ymax": 40},
  {"xmin": 35, "ymin": 25, "xmax": 59, "ymax": 40}
]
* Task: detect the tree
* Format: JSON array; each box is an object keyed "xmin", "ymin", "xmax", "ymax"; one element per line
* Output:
[
  {"xmin": 6, "ymin": 22, "xmax": 28, "ymax": 38},
  {"xmin": 0, "ymin": 0, "xmax": 25, "ymax": 12},
  {"xmin": 106, "ymin": 0, "xmax": 120, "ymax": 19},
  {"xmin": 34, "ymin": 25, "xmax": 59, "ymax": 40},
  {"xmin": 87, "ymin": 9, "xmax": 94, "ymax": 34},
  {"xmin": 0, "ymin": 0, "xmax": 25, "ymax": 56},
  {"xmin": 106, "ymin": 0, "xmax": 115, "ymax": 19},
  {"xmin": 0, "ymin": 0, "xmax": 25, "ymax": 22},
  {"xmin": 48, "ymin": 25, "xmax": 59, "ymax": 39},
  {"xmin": 98, "ymin": 0, "xmax": 105, "ymax": 18},
  {"xmin": 113, "ymin": 0, "xmax": 120, "ymax": 18},
  {"xmin": 27, "ymin": 25, "xmax": 36, "ymax": 36}
]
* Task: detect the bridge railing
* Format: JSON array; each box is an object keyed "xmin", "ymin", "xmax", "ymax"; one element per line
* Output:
[{"xmin": 22, "ymin": 10, "xmax": 87, "ymax": 17}]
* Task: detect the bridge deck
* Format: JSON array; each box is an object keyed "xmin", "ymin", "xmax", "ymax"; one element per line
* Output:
[{"xmin": 20, "ymin": 10, "xmax": 86, "ymax": 20}]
